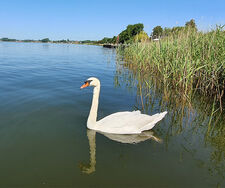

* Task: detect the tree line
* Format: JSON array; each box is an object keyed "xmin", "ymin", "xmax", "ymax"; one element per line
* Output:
[
  {"xmin": 94, "ymin": 19, "xmax": 198, "ymax": 44},
  {"xmin": 152, "ymin": 19, "xmax": 197, "ymax": 38}
]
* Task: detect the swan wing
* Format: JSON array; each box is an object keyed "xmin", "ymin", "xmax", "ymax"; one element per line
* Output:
[{"xmin": 96, "ymin": 111, "xmax": 167, "ymax": 134}]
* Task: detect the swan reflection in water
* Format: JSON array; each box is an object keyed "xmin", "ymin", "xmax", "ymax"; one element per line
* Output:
[{"xmin": 79, "ymin": 129, "xmax": 162, "ymax": 174}]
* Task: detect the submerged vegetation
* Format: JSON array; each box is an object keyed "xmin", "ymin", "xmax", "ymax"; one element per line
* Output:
[
  {"xmin": 117, "ymin": 25, "xmax": 225, "ymax": 111},
  {"xmin": 114, "ymin": 64, "xmax": 225, "ymax": 180}
]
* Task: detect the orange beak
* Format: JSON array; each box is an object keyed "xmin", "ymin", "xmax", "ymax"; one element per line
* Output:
[{"xmin": 80, "ymin": 82, "xmax": 90, "ymax": 89}]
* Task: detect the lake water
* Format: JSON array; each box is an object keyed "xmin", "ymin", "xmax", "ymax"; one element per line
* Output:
[{"xmin": 0, "ymin": 42, "xmax": 224, "ymax": 187}]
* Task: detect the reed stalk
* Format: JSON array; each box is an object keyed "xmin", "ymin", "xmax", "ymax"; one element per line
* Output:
[{"xmin": 117, "ymin": 26, "xmax": 225, "ymax": 110}]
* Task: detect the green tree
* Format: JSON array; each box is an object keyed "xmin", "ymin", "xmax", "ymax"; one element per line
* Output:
[
  {"xmin": 185, "ymin": 19, "xmax": 197, "ymax": 31},
  {"xmin": 119, "ymin": 23, "xmax": 144, "ymax": 43},
  {"xmin": 152, "ymin": 26, "xmax": 163, "ymax": 38},
  {"xmin": 119, "ymin": 30, "xmax": 130, "ymax": 43},
  {"xmin": 41, "ymin": 38, "xmax": 50, "ymax": 43},
  {"xmin": 126, "ymin": 23, "xmax": 144, "ymax": 37},
  {"xmin": 100, "ymin": 37, "xmax": 112, "ymax": 44},
  {"xmin": 111, "ymin": 36, "xmax": 117, "ymax": 44}
]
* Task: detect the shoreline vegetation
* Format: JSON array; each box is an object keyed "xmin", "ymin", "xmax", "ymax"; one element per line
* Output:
[
  {"xmin": 116, "ymin": 21, "xmax": 225, "ymax": 112},
  {"xmin": 0, "ymin": 37, "xmax": 112, "ymax": 46},
  {"xmin": 0, "ymin": 38, "xmax": 85, "ymax": 44}
]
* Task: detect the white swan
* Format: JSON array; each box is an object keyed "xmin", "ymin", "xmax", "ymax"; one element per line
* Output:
[{"xmin": 80, "ymin": 77, "xmax": 167, "ymax": 134}]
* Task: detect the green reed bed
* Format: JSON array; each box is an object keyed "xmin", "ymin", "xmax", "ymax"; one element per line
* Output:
[{"xmin": 118, "ymin": 27, "xmax": 225, "ymax": 110}]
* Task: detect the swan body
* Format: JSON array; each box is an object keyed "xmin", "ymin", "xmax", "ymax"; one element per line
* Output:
[{"xmin": 81, "ymin": 77, "xmax": 167, "ymax": 134}]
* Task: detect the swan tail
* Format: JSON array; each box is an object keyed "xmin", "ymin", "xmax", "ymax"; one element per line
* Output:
[{"xmin": 140, "ymin": 111, "xmax": 167, "ymax": 132}]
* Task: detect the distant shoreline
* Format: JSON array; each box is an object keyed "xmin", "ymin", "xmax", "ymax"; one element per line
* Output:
[
  {"xmin": 0, "ymin": 40, "xmax": 104, "ymax": 46},
  {"xmin": 0, "ymin": 40, "xmax": 79, "ymax": 44}
]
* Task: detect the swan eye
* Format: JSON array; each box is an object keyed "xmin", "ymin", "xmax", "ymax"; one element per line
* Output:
[
  {"xmin": 80, "ymin": 80, "xmax": 92, "ymax": 89},
  {"xmin": 85, "ymin": 80, "xmax": 92, "ymax": 84}
]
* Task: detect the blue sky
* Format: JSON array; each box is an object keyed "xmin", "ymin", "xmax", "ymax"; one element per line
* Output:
[{"xmin": 0, "ymin": 0, "xmax": 224, "ymax": 40}]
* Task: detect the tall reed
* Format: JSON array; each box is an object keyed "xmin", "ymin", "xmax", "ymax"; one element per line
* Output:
[{"xmin": 118, "ymin": 26, "xmax": 225, "ymax": 110}]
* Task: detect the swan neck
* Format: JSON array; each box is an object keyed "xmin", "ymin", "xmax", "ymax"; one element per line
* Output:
[{"xmin": 87, "ymin": 85, "xmax": 100, "ymax": 127}]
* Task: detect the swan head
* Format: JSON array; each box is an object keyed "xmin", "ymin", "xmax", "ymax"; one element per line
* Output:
[{"xmin": 80, "ymin": 77, "xmax": 100, "ymax": 89}]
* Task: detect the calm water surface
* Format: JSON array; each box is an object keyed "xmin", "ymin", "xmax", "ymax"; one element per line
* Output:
[{"xmin": 0, "ymin": 42, "xmax": 224, "ymax": 187}]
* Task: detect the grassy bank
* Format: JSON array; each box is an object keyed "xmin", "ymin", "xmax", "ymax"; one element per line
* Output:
[{"xmin": 117, "ymin": 26, "xmax": 225, "ymax": 110}]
